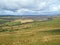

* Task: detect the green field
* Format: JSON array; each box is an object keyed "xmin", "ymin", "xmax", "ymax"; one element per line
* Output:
[{"xmin": 0, "ymin": 16, "xmax": 60, "ymax": 45}]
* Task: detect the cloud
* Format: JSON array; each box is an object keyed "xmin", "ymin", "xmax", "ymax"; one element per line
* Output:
[{"xmin": 0, "ymin": 0, "xmax": 60, "ymax": 15}]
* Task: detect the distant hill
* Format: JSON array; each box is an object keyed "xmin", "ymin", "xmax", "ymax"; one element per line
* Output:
[{"xmin": 0, "ymin": 15, "xmax": 60, "ymax": 21}]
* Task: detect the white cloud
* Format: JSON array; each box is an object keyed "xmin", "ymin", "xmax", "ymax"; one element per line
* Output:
[
  {"xmin": 52, "ymin": 7, "xmax": 58, "ymax": 11},
  {"xmin": 16, "ymin": 8, "xmax": 36, "ymax": 15},
  {"xmin": 49, "ymin": 5, "xmax": 60, "ymax": 11},
  {"xmin": 0, "ymin": 0, "xmax": 48, "ymax": 11},
  {"xmin": 37, "ymin": 2, "xmax": 47, "ymax": 10},
  {"xmin": 18, "ymin": 0, "xmax": 34, "ymax": 6},
  {"xmin": 0, "ymin": 0, "xmax": 60, "ymax": 15}
]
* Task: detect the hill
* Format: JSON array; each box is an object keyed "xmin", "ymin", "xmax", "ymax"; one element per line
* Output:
[{"xmin": 0, "ymin": 15, "xmax": 60, "ymax": 45}]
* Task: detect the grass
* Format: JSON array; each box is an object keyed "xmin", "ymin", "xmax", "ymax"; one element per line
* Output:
[
  {"xmin": 5, "ymin": 22, "xmax": 21, "ymax": 26},
  {"xmin": 0, "ymin": 16, "xmax": 60, "ymax": 45},
  {"xmin": 0, "ymin": 29, "xmax": 60, "ymax": 45},
  {"xmin": 0, "ymin": 19, "xmax": 10, "ymax": 24}
]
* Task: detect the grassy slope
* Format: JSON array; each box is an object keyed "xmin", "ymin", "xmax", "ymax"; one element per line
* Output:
[{"xmin": 0, "ymin": 17, "xmax": 60, "ymax": 45}]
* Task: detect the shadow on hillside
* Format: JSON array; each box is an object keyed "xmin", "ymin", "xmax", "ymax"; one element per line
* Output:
[
  {"xmin": 48, "ymin": 29, "xmax": 60, "ymax": 32},
  {"xmin": 38, "ymin": 29, "xmax": 60, "ymax": 32},
  {"xmin": 37, "ymin": 29, "xmax": 60, "ymax": 35}
]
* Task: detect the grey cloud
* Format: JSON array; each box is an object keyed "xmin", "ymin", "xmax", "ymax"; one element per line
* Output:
[{"xmin": 0, "ymin": 0, "xmax": 60, "ymax": 15}]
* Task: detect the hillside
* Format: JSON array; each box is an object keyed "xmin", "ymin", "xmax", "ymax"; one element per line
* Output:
[{"xmin": 0, "ymin": 15, "xmax": 60, "ymax": 45}]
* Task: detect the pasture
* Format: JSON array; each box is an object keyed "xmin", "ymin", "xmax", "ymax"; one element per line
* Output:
[{"xmin": 0, "ymin": 16, "xmax": 60, "ymax": 45}]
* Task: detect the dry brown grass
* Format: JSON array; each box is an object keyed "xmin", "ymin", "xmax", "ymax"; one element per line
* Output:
[{"xmin": 14, "ymin": 19, "xmax": 34, "ymax": 23}]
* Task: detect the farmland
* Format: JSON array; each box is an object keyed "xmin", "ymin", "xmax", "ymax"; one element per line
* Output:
[{"xmin": 0, "ymin": 15, "xmax": 60, "ymax": 45}]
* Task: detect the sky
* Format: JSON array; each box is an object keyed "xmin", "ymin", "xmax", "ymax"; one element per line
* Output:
[{"xmin": 0, "ymin": 0, "xmax": 60, "ymax": 15}]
